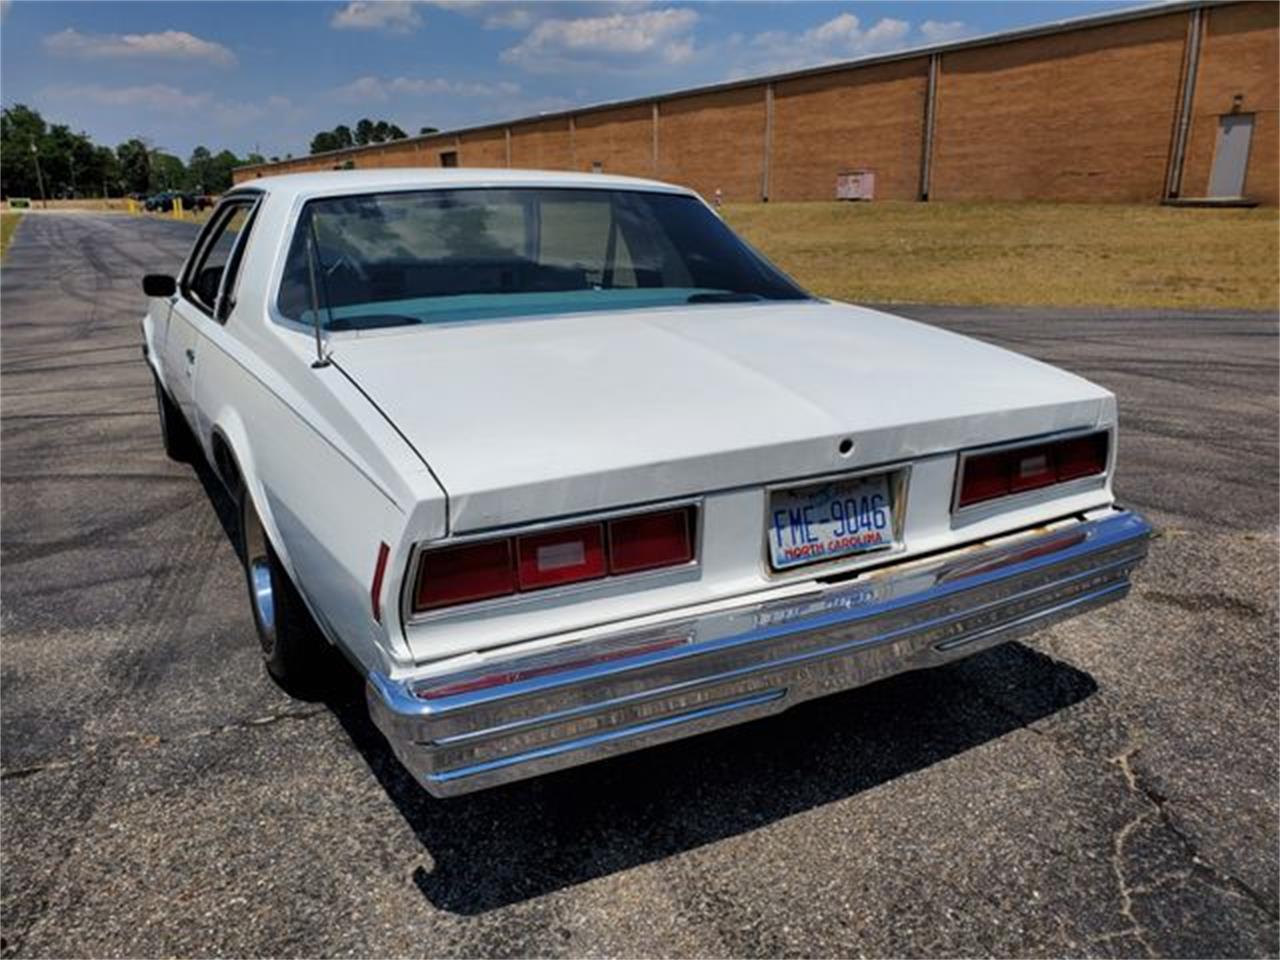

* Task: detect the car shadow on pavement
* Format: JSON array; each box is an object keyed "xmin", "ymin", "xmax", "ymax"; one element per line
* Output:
[
  {"xmin": 326, "ymin": 642, "xmax": 1096, "ymax": 915},
  {"xmin": 191, "ymin": 455, "xmax": 1099, "ymax": 918}
]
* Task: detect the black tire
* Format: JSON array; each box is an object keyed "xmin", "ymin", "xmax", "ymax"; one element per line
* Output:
[
  {"xmin": 240, "ymin": 493, "xmax": 334, "ymax": 698},
  {"xmin": 153, "ymin": 375, "xmax": 195, "ymax": 462}
]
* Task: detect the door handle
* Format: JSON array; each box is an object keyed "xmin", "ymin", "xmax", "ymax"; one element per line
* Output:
[{"xmin": 185, "ymin": 348, "xmax": 196, "ymax": 364}]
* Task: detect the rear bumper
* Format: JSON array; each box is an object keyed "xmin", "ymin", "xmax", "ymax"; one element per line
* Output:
[{"xmin": 369, "ymin": 509, "xmax": 1151, "ymax": 797}]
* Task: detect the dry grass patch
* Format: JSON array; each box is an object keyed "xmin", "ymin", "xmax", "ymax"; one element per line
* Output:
[
  {"xmin": 1, "ymin": 213, "xmax": 22, "ymax": 260},
  {"xmin": 724, "ymin": 201, "xmax": 1279, "ymax": 310}
]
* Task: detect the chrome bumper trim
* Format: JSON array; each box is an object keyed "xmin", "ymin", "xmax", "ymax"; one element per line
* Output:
[{"xmin": 368, "ymin": 509, "xmax": 1151, "ymax": 797}]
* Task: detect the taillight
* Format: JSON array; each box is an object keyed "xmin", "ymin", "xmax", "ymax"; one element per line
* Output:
[
  {"xmin": 516, "ymin": 523, "xmax": 606, "ymax": 589},
  {"xmin": 1056, "ymin": 432, "xmax": 1110, "ymax": 480},
  {"xmin": 957, "ymin": 432, "xmax": 1109, "ymax": 509},
  {"xmin": 412, "ymin": 505, "xmax": 698, "ymax": 613},
  {"xmin": 608, "ymin": 507, "xmax": 694, "ymax": 574},
  {"xmin": 1008, "ymin": 445, "xmax": 1056, "ymax": 493},
  {"xmin": 415, "ymin": 539, "xmax": 515, "ymax": 611}
]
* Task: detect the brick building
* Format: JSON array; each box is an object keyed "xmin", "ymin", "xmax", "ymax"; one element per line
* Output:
[{"xmin": 233, "ymin": 0, "xmax": 1278, "ymax": 205}]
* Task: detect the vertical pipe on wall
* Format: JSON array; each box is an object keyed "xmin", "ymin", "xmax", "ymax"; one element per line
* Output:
[
  {"xmin": 651, "ymin": 101, "xmax": 660, "ymax": 175},
  {"xmin": 761, "ymin": 83, "xmax": 775, "ymax": 202},
  {"xmin": 1165, "ymin": 7, "xmax": 1204, "ymax": 199},
  {"xmin": 919, "ymin": 54, "xmax": 940, "ymax": 201},
  {"xmin": 505, "ymin": 127, "xmax": 512, "ymax": 167}
]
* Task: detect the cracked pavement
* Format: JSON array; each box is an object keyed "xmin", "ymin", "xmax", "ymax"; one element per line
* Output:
[{"xmin": 1, "ymin": 214, "xmax": 1277, "ymax": 957}]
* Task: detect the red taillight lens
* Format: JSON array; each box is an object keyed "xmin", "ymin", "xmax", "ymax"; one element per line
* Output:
[
  {"xmin": 608, "ymin": 508, "xmax": 694, "ymax": 574},
  {"xmin": 957, "ymin": 432, "xmax": 1109, "ymax": 509},
  {"xmin": 1056, "ymin": 432, "xmax": 1109, "ymax": 480},
  {"xmin": 413, "ymin": 506, "xmax": 700, "ymax": 612},
  {"xmin": 516, "ymin": 523, "xmax": 606, "ymax": 589},
  {"xmin": 957, "ymin": 451, "xmax": 1010, "ymax": 506},
  {"xmin": 415, "ymin": 539, "xmax": 515, "ymax": 611}
]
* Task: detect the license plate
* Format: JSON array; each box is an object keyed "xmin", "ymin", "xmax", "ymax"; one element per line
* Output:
[{"xmin": 767, "ymin": 473, "xmax": 898, "ymax": 571}]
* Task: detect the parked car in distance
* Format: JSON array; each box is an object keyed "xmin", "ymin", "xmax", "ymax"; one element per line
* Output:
[
  {"xmin": 144, "ymin": 191, "xmax": 210, "ymax": 213},
  {"xmin": 140, "ymin": 169, "xmax": 1151, "ymax": 797}
]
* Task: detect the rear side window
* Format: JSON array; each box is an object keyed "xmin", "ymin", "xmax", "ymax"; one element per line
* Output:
[{"xmin": 182, "ymin": 199, "xmax": 257, "ymax": 320}]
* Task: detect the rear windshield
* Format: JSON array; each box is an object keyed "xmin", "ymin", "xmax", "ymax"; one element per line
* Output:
[{"xmin": 276, "ymin": 187, "xmax": 809, "ymax": 330}]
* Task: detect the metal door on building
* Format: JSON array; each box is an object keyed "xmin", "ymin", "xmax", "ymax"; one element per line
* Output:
[{"xmin": 1207, "ymin": 114, "xmax": 1254, "ymax": 198}]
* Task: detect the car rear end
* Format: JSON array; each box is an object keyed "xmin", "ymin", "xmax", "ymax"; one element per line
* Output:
[{"xmin": 367, "ymin": 425, "xmax": 1149, "ymax": 798}]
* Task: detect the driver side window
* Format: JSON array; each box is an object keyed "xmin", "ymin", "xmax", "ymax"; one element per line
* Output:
[{"xmin": 183, "ymin": 201, "xmax": 255, "ymax": 320}]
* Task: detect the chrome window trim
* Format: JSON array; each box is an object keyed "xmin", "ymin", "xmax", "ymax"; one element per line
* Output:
[
  {"xmin": 179, "ymin": 195, "xmax": 263, "ymax": 323},
  {"xmin": 950, "ymin": 426, "xmax": 1115, "ymax": 520},
  {"xmin": 758, "ymin": 462, "xmax": 913, "ymax": 581},
  {"xmin": 400, "ymin": 496, "xmax": 705, "ymax": 627}
]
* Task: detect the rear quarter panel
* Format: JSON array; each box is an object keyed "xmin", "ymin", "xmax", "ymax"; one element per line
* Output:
[{"xmin": 189, "ymin": 189, "xmax": 448, "ymax": 675}]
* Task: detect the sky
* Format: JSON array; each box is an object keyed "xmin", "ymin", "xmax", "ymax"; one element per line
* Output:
[{"xmin": 0, "ymin": 0, "xmax": 1155, "ymax": 160}]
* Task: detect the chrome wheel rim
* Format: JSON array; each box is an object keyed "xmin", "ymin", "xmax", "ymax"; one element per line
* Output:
[{"xmin": 242, "ymin": 505, "xmax": 277, "ymax": 654}]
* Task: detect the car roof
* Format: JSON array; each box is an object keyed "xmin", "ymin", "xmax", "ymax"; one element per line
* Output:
[{"xmin": 228, "ymin": 167, "xmax": 696, "ymax": 201}]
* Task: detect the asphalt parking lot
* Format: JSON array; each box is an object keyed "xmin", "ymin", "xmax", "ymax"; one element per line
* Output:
[{"xmin": 1, "ymin": 212, "xmax": 1276, "ymax": 958}]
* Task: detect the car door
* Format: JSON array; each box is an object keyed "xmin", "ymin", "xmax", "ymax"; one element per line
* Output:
[{"xmin": 167, "ymin": 198, "xmax": 259, "ymax": 442}]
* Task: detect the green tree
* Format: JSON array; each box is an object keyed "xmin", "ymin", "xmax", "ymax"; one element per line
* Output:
[
  {"xmin": 150, "ymin": 150, "xmax": 185, "ymax": 191},
  {"xmin": 207, "ymin": 150, "xmax": 239, "ymax": 192},
  {"xmin": 0, "ymin": 104, "xmax": 49, "ymax": 198},
  {"xmin": 419, "ymin": 126, "xmax": 439, "ymax": 136},
  {"xmin": 332, "ymin": 125, "xmax": 353, "ymax": 148},
  {"xmin": 116, "ymin": 139, "xmax": 151, "ymax": 195},
  {"xmin": 88, "ymin": 146, "xmax": 121, "ymax": 197},
  {"xmin": 354, "ymin": 118, "xmax": 375, "ymax": 146},
  {"xmin": 187, "ymin": 145, "xmax": 213, "ymax": 192},
  {"xmin": 44, "ymin": 124, "xmax": 92, "ymax": 197},
  {"xmin": 310, "ymin": 130, "xmax": 340, "ymax": 154}
]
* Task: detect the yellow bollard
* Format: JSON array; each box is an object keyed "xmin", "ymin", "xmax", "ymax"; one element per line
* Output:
[{"xmin": 172, "ymin": 197, "xmax": 184, "ymax": 220}]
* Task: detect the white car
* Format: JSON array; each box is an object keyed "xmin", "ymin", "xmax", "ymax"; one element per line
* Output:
[{"xmin": 141, "ymin": 169, "xmax": 1150, "ymax": 797}]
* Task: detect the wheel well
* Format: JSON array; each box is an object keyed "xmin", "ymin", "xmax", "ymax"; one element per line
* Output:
[{"xmin": 210, "ymin": 431, "xmax": 243, "ymax": 496}]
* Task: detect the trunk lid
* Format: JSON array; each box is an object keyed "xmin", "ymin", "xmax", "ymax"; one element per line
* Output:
[{"xmin": 333, "ymin": 301, "xmax": 1113, "ymax": 532}]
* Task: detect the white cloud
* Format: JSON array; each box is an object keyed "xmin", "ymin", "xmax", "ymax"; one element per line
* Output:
[
  {"xmin": 43, "ymin": 83, "xmax": 212, "ymax": 113},
  {"xmin": 428, "ymin": 1, "xmax": 651, "ymax": 31},
  {"xmin": 331, "ymin": 1, "xmax": 424, "ymax": 33},
  {"xmin": 502, "ymin": 7, "xmax": 699, "ymax": 71},
  {"xmin": 333, "ymin": 75, "xmax": 390, "ymax": 103},
  {"xmin": 483, "ymin": 7, "xmax": 533, "ymax": 30},
  {"xmin": 919, "ymin": 19, "xmax": 975, "ymax": 45},
  {"xmin": 210, "ymin": 95, "xmax": 300, "ymax": 129},
  {"xmin": 42, "ymin": 28, "xmax": 236, "ymax": 66},
  {"xmin": 334, "ymin": 74, "xmax": 522, "ymax": 103},
  {"xmin": 737, "ymin": 12, "xmax": 972, "ymax": 75},
  {"xmin": 749, "ymin": 13, "xmax": 910, "ymax": 72}
]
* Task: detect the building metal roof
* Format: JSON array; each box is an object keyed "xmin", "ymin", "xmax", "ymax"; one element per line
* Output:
[{"xmin": 238, "ymin": 0, "xmax": 1229, "ymax": 174}]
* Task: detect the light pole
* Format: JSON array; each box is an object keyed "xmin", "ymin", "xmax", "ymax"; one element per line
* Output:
[{"xmin": 29, "ymin": 141, "xmax": 47, "ymax": 208}]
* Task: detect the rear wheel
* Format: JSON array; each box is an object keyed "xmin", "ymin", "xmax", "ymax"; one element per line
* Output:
[
  {"xmin": 153, "ymin": 375, "xmax": 194, "ymax": 462},
  {"xmin": 240, "ymin": 494, "xmax": 333, "ymax": 697}
]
